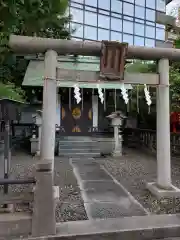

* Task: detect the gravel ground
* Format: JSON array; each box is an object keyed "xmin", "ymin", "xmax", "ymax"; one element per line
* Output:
[
  {"xmin": 1, "ymin": 147, "xmax": 180, "ymax": 219},
  {"xmin": 0, "ymin": 151, "xmax": 87, "ymax": 222},
  {"xmin": 99, "ymin": 148, "xmax": 180, "ymax": 215}
]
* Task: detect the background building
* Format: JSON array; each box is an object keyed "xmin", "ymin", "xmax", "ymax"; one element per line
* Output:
[
  {"xmin": 69, "ymin": 0, "xmax": 172, "ymax": 47},
  {"xmin": 165, "ymin": 6, "xmax": 180, "ymax": 46}
]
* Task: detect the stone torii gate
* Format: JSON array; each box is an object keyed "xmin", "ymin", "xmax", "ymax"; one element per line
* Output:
[{"xmin": 9, "ymin": 35, "xmax": 180, "ymax": 237}]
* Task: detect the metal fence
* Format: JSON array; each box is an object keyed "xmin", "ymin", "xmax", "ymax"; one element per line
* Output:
[{"xmin": 123, "ymin": 128, "xmax": 180, "ymax": 156}]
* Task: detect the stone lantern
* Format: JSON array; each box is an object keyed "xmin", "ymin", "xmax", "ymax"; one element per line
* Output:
[
  {"xmin": 31, "ymin": 110, "xmax": 42, "ymax": 156},
  {"xmin": 107, "ymin": 111, "xmax": 126, "ymax": 157}
]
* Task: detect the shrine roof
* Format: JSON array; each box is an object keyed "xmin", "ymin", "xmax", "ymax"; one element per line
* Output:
[{"xmin": 22, "ymin": 56, "xmax": 132, "ymax": 90}]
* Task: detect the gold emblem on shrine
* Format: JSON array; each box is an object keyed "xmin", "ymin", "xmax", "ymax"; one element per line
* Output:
[
  {"xmin": 88, "ymin": 109, "xmax": 92, "ymax": 120},
  {"xmin": 72, "ymin": 126, "xmax": 81, "ymax": 132},
  {"xmin": 72, "ymin": 107, "xmax": 81, "ymax": 119},
  {"xmin": 100, "ymin": 40, "xmax": 128, "ymax": 80},
  {"xmin": 61, "ymin": 107, "xmax": 65, "ymax": 120}
]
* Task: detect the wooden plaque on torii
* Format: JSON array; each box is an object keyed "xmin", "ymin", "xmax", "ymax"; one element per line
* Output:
[{"xmin": 100, "ymin": 41, "xmax": 128, "ymax": 81}]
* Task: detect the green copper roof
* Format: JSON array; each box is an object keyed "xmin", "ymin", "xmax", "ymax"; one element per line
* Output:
[{"xmin": 22, "ymin": 56, "xmax": 132, "ymax": 89}]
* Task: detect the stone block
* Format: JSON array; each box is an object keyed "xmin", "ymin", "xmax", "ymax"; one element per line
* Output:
[
  {"xmin": 146, "ymin": 182, "xmax": 180, "ymax": 199},
  {"xmin": 0, "ymin": 213, "xmax": 31, "ymax": 238},
  {"xmin": 32, "ymin": 168, "xmax": 56, "ymax": 237},
  {"xmin": 30, "ymin": 138, "xmax": 38, "ymax": 155}
]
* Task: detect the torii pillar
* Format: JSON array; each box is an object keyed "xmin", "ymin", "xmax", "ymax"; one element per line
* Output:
[
  {"xmin": 32, "ymin": 50, "xmax": 58, "ymax": 237},
  {"xmin": 147, "ymin": 59, "xmax": 180, "ymax": 198}
]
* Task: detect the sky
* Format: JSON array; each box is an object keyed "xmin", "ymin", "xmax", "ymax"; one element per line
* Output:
[{"xmin": 166, "ymin": 0, "xmax": 180, "ymax": 16}]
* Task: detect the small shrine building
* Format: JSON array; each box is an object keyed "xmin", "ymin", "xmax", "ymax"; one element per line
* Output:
[{"xmin": 22, "ymin": 56, "xmax": 133, "ymax": 136}]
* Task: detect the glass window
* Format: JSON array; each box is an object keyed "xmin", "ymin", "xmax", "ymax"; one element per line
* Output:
[
  {"xmin": 123, "ymin": 34, "xmax": 133, "ymax": 45},
  {"xmin": 125, "ymin": 0, "xmax": 134, "ymax": 3},
  {"xmin": 145, "ymin": 25, "xmax": 155, "ymax": 38},
  {"xmin": 123, "ymin": 2, "xmax": 134, "ymax": 17},
  {"xmin": 72, "ymin": 37, "xmax": 80, "ymax": 41},
  {"xmin": 124, "ymin": 16, "xmax": 133, "ymax": 21},
  {"xmin": 111, "ymin": 31, "xmax": 122, "ymax": 41},
  {"xmin": 85, "ymin": 6, "xmax": 97, "ymax": 12},
  {"xmin": 99, "ymin": 9, "xmax": 110, "ymax": 15},
  {"xmin": 146, "ymin": 0, "xmax": 155, "ymax": 9},
  {"xmin": 70, "ymin": 8, "xmax": 83, "ymax": 23},
  {"xmin": 111, "ymin": 17, "xmax": 122, "ymax": 31},
  {"xmin": 112, "ymin": 12, "xmax": 122, "ymax": 18},
  {"xmin": 73, "ymin": 0, "xmax": 84, "ymax": 4},
  {"xmin": 71, "ymin": 2, "xmax": 83, "ymax": 9},
  {"xmin": 146, "ymin": 9, "xmax": 155, "ymax": 22},
  {"xmin": 135, "ymin": 0, "xmax": 145, "ymax": 7},
  {"xmin": 98, "ymin": 0, "xmax": 110, "ymax": 10},
  {"xmin": 145, "ymin": 38, "xmax": 155, "ymax": 47},
  {"xmin": 123, "ymin": 20, "xmax": 133, "ymax": 34},
  {"xmin": 72, "ymin": 23, "xmax": 83, "ymax": 38},
  {"xmin": 134, "ymin": 36, "xmax": 144, "ymax": 46},
  {"xmin": 98, "ymin": 29, "xmax": 109, "ymax": 40},
  {"xmin": 156, "ymin": 23, "xmax": 165, "ymax": 29},
  {"xmin": 85, "ymin": 0, "xmax": 97, "ymax": 7},
  {"xmin": 85, "ymin": 11, "xmax": 97, "ymax": 26},
  {"xmin": 134, "ymin": 23, "xmax": 144, "ymax": 36},
  {"xmin": 156, "ymin": 0, "xmax": 166, "ymax": 12},
  {"xmin": 84, "ymin": 26, "xmax": 97, "ymax": 40},
  {"xmin": 111, "ymin": 0, "xmax": 122, "ymax": 13},
  {"xmin": 156, "ymin": 28, "xmax": 165, "ymax": 40},
  {"xmin": 135, "ymin": 18, "xmax": 144, "ymax": 24},
  {"xmin": 146, "ymin": 21, "xmax": 155, "ymax": 26},
  {"xmin": 98, "ymin": 14, "xmax": 110, "ymax": 29},
  {"xmin": 135, "ymin": 6, "xmax": 145, "ymax": 19}
]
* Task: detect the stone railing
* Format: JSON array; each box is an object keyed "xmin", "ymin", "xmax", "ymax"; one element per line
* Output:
[{"xmin": 123, "ymin": 128, "xmax": 180, "ymax": 156}]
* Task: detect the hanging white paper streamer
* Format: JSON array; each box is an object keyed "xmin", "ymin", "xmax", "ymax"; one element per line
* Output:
[
  {"xmin": 97, "ymin": 84, "xmax": 104, "ymax": 104},
  {"xmin": 144, "ymin": 84, "xmax": 152, "ymax": 106},
  {"xmin": 74, "ymin": 84, "xmax": 81, "ymax": 104},
  {"xmin": 120, "ymin": 83, "xmax": 129, "ymax": 104}
]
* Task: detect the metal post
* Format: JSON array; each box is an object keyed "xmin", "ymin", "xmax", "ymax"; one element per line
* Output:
[
  {"xmin": 37, "ymin": 125, "xmax": 41, "ymax": 156},
  {"xmin": 4, "ymin": 120, "xmax": 10, "ymax": 195}
]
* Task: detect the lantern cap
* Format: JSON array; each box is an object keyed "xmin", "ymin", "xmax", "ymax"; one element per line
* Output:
[{"xmin": 106, "ymin": 111, "xmax": 127, "ymax": 119}]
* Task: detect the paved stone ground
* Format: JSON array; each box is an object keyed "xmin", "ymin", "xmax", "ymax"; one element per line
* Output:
[
  {"xmin": 70, "ymin": 157, "xmax": 147, "ymax": 219},
  {"xmin": 99, "ymin": 148, "xmax": 180, "ymax": 215},
  {"xmin": 0, "ymin": 150, "xmax": 87, "ymax": 222}
]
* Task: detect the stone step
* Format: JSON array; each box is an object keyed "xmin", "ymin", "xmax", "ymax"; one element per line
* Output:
[
  {"xmin": 59, "ymin": 143, "xmax": 99, "ymax": 147},
  {"xmin": 59, "ymin": 137, "xmax": 94, "ymax": 141},
  {"xmin": 59, "ymin": 148, "xmax": 100, "ymax": 153},
  {"xmin": 59, "ymin": 145, "xmax": 100, "ymax": 150},
  {"xmin": 59, "ymin": 152, "xmax": 101, "ymax": 157},
  {"xmin": 59, "ymin": 140, "xmax": 96, "ymax": 144},
  {"xmin": 54, "ymin": 215, "xmax": 180, "ymax": 240},
  {"xmin": 0, "ymin": 212, "xmax": 31, "ymax": 237}
]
